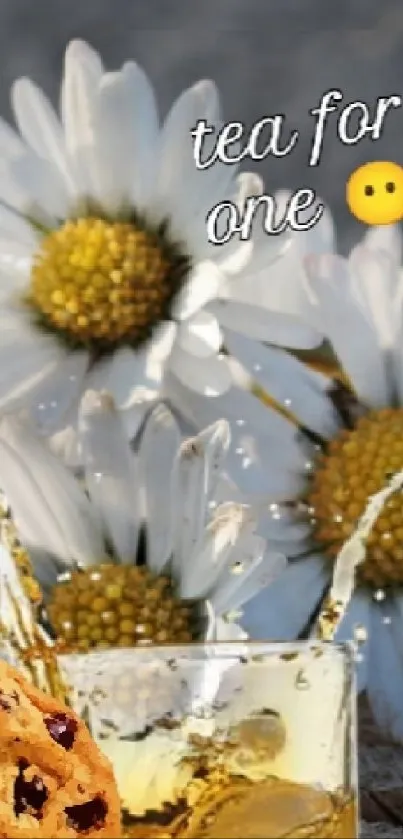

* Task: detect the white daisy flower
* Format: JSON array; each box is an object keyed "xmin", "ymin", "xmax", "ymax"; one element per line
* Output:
[
  {"xmin": 0, "ymin": 40, "xmax": 318, "ymax": 448},
  {"xmin": 227, "ymin": 222, "xmax": 403, "ymax": 743},
  {"xmin": 0, "ymin": 394, "xmax": 285, "ymax": 651}
]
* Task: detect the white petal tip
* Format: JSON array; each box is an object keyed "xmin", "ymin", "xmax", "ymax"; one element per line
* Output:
[
  {"xmin": 192, "ymin": 79, "xmax": 218, "ymax": 100},
  {"xmin": 66, "ymin": 38, "xmax": 90, "ymax": 55},
  {"xmin": 80, "ymin": 389, "xmax": 117, "ymax": 416},
  {"xmin": 212, "ymin": 501, "xmax": 257, "ymax": 532},
  {"xmin": 210, "ymin": 418, "xmax": 231, "ymax": 449},
  {"xmin": 65, "ymin": 39, "xmax": 97, "ymax": 67},
  {"xmin": 237, "ymin": 172, "xmax": 264, "ymax": 196},
  {"xmin": 11, "ymin": 77, "xmax": 30, "ymax": 97},
  {"xmin": 147, "ymin": 403, "xmax": 176, "ymax": 429}
]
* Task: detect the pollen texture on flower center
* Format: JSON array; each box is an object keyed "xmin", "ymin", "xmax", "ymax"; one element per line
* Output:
[
  {"xmin": 47, "ymin": 564, "xmax": 194, "ymax": 652},
  {"xmin": 26, "ymin": 217, "xmax": 183, "ymax": 350},
  {"xmin": 307, "ymin": 407, "xmax": 403, "ymax": 588}
]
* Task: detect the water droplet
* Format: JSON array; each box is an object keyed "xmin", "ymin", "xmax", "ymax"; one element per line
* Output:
[
  {"xmin": 235, "ymin": 447, "xmax": 244, "ymax": 455},
  {"xmin": 57, "ymin": 571, "xmax": 72, "ymax": 584},
  {"xmin": 295, "ymin": 670, "xmax": 310, "ymax": 690},
  {"xmin": 374, "ymin": 589, "xmax": 386, "ymax": 602},
  {"xmin": 50, "ymin": 400, "xmax": 58, "ymax": 409},
  {"xmin": 382, "ymin": 616, "xmax": 392, "ymax": 625},
  {"xmin": 284, "ymin": 398, "xmax": 292, "ymax": 408},
  {"xmin": 253, "ymin": 364, "xmax": 262, "ymax": 373},
  {"xmin": 354, "ymin": 624, "xmax": 367, "ymax": 643},
  {"xmin": 235, "ymin": 419, "xmax": 245, "ymax": 427},
  {"xmin": 231, "ymin": 561, "xmax": 244, "ymax": 575},
  {"xmin": 90, "ymin": 571, "xmax": 102, "ymax": 582},
  {"xmin": 269, "ymin": 503, "xmax": 279, "ymax": 513}
]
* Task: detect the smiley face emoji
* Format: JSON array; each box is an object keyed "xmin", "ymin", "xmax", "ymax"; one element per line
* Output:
[{"xmin": 346, "ymin": 161, "xmax": 403, "ymax": 225}]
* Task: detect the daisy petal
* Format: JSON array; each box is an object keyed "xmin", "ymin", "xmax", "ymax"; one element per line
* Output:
[
  {"xmin": 86, "ymin": 345, "xmax": 161, "ymax": 410},
  {"xmin": 231, "ymin": 549, "xmax": 287, "ymax": 613},
  {"xmin": 95, "ymin": 62, "xmax": 159, "ymax": 212},
  {"xmin": 164, "ymin": 373, "xmax": 308, "ymax": 498},
  {"xmin": 149, "ymin": 321, "xmax": 177, "ymax": 360},
  {"xmin": 156, "ymin": 80, "xmax": 235, "ymax": 231},
  {"xmin": 349, "ymin": 245, "xmax": 399, "ymax": 350},
  {"xmin": 179, "ymin": 503, "xmax": 256, "ymax": 599},
  {"xmin": 0, "ymin": 330, "xmax": 66, "ymax": 412},
  {"xmin": 0, "ymin": 203, "xmax": 38, "ymax": 246},
  {"xmin": 0, "ymin": 240, "xmax": 33, "ymax": 287},
  {"xmin": 224, "ymin": 332, "xmax": 339, "ymax": 438},
  {"xmin": 306, "ymin": 254, "xmax": 390, "ymax": 407},
  {"xmin": 185, "ymin": 172, "xmax": 259, "ymax": 265},
  {"xmin": 0, "ymin": 414, "xmax": 102, "ymax": 573},
  {"xmin": 170, "ymin": 261, "xmax": 221, "ymax": 321},
  {"xmin": 368, "ymin": 599, "xmax": 403, "ymax": 743},
  {"xmin": 275, "ymin": 189, "xmax": 336, "ymax": 256},
  {"xmin": 29, "ymin": 350, "xmax": 89, "ymax": 434},
  {"xmin": 170, "ymin": 420, "xmax": 230, "ymax": 582},
  {"xmin": 210, "ymin": 535, "xmax": 285, "ymax": 615},
  {"xmin": 61, "ymin": 39, "xmax": 103, "ymax": 195},
  {"xmin": 169, "ymin": 347, "xmax": 232, "ymax": 396},
  {"xmin": 210, "ymin": 299, "xmax": 321, "ymax": 349},
  {"xmin": 12, "ymin": 77, "xmax": 76, "ymax": 199},
  {"xmin": 119, "ymin": 401, "xmax": 156, "ymax": 444},
  {"xmin": 176, "ymin": 311, "xmax": 221, "ymax": 358},
  {"xmin": 222, "ymin": 191, "xmax": 333, "ymax": 323},
  {"xmin": 48, "ymin": 422, "xmax": 81, "ymax": 470},
  {"xmin": 78, "ymin": 390, "xmax": 140, "ymax": 564},
  {"xmin": 259, "ymin": 506, "xmax": 312, "ymax": 558},
  {"xmin": 362, "ymin": 223, "xmax": 402, "ymax": 264},
  {"xmin": 334, "ymin": 591, "xmax": 370, "ymax": 692},
  {"xmin": 0, "ymin": 116, "xmax": 25, "ymax": 157},
  {"xmin": 138, "ymin": 404, "xmax": 181, "ymax": 574},
  {"xmin": 5, "ymin": 151, "xmax": 69, "ymax": 221},
  {"xmin": 0, "ymin": 435, "xmax": 69, "ymax": 586},
  {"xmin": 241, "ymin": 555, "xmax": 329, "ymax": 641}
]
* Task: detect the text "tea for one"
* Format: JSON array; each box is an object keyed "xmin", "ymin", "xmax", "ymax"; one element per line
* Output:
[{"xmin": 190, "ymin": 90, "xmax": 402, "ymax": 244}]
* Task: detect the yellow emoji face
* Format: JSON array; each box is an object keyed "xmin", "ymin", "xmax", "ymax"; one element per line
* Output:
[{"xmin": 346, "ymin": 161, "xmax": 403, "ymax": 225}]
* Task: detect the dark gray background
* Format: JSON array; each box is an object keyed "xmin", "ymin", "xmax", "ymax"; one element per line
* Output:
[{"xmin": 2, "ymin": 0, "xmax": 403, "ymax": 253}]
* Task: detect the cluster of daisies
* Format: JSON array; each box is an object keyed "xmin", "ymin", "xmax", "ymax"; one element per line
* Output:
[{"xmin": 0, "ymin": 38, "xmax": 402, "ymax": 743}]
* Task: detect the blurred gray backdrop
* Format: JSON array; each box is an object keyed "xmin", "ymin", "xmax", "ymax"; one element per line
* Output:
[{"xmin": 1, "ymin": 0, "xmax": 403, "ymax": 253}]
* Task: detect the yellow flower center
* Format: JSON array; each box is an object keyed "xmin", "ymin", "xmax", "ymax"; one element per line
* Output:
[
  {"xmin": 26, "ymin": 217, "xmax": 187, "ymax": 351},
  {"xmin": 47, "ymin": 564, "xmax": 194, "ymax": 653},
  {"xmin": 307, "ymin": 407, "xmax": 403, "ymax": 588}
]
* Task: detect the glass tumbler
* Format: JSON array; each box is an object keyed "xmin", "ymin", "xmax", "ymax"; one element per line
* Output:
[{"xmin": 59, "ymin": 640, "xmax": 358, "ymax": 839}]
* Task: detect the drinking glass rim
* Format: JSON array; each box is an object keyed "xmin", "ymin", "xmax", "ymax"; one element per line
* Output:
[{"xmin": 57, "ymin": 639, "xmax": 356, "ymax": 664}]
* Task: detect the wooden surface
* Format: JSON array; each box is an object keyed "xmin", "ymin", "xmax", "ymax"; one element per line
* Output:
[{"xmin": 359, "ymin": 697, "xmax": 403, "ymax": 837}]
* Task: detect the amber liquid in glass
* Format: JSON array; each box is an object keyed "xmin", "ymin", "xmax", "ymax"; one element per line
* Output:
[{"xmin": 122, "ymin": 775, "xmax": 357, "ymax": 839}]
